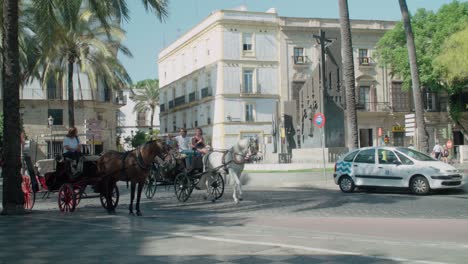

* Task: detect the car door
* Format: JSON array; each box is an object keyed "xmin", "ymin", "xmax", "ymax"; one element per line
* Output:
[
  {"xmin": 394, "ymin": 151, "xmax": 416, "ymax": 187},
  {"xmin": 376, "ymin": 148, "xmax": 405, "ymax": 187},
  {"xmin": 352, "ymin": 148, "xmax": 378, "ymax": 186}
]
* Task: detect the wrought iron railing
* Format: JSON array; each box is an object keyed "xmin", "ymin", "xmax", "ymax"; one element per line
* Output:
[
  {"xmin": 201, "ymin": 87, "xmax": 212, "ymax": 98},
  {"xmin": 174, "ymin": 96, "xmax": 186, "ymax": 107}
]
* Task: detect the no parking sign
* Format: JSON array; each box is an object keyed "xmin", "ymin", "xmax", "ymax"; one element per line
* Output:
[{"xmin": 313, "ymin": 113, "xmax": 326, "ymax": 128}]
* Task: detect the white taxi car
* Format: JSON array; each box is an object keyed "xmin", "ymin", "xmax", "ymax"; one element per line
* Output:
[{"xmin": 333, "ymin": 147, "xmax": 464, "ymax": 195}]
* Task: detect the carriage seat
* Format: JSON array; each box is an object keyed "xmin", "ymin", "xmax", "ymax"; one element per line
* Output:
[{"xmin": 35, "ymin": 159, "xmax": 56, "ymax": 176}]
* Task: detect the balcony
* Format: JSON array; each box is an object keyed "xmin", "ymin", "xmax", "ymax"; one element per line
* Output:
[
  {"xmin": 174, "ymin": 96, "xmax": 186, "ymax": 107},
  {"xmin": 358, "ymin": 57, "xmax": 375, "ymax": 68},
  {"xmin": 292, "ymin": 55, "xmax": 309, "ymax": 65},
  {"xmin": 356, "ymin": 102, "xmax": 391, "ymax": 112},
  {"xmin": 240, "ymin": 85, "xmax": 262, "ymax": 96},
  {"xmin": 113, "ymin": 95, "xmax": 127, "ymax": 105},
  {"xmin": 201, "ymin": 87, "xmax": 212, "ymax": 98}
]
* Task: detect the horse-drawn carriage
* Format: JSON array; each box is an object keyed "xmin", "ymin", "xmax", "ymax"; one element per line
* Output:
[
  {"xmin": 22, "ymin": 154, "xmax": 119, "ymax": 213},
  {"xmin": 145, "ymin": 151, "xmax": 225, "ymax": 202},
  {"xmin": 145, "ymin": 137, "xmax": 259, "ymax": 203}
]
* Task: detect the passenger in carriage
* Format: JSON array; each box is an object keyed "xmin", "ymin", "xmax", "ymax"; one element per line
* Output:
[
  {"xmin": 191, "ymin": 127, "xmax": 211, "ymax": 155},
  {"xmin": 63, "ymin": 127, "xmax": 82, "ymax": 175},
  {"xmin": 175, "ymin": 128, "xmax": 194, "ymax": 168}
]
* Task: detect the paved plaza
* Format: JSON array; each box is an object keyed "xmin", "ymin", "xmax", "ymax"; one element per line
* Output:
[{"xmin": 1, "ymin": 172, "xmax": 468, "ymax": 264}]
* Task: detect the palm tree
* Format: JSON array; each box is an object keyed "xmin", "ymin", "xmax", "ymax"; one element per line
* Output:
[
  {"xmin": 398, "ymin": 0, "xmax": 429, "ymax": 153},
  {"xmin": 338, "ymin": 0, "xmax": 358, "ymax": 150},
  {"xmin": 133, "ymin": 79, "xmax": 160, "ymax": 129},
  {"xmin": 34, "ymin": 2, "xmax": 133, "ymax": 128},
  {"xmin": 1, "ymin": 0, "xmax": 24, "ymax": 214}
]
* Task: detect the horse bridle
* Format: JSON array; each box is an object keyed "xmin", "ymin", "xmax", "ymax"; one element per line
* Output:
[
  {"xmin": 136, "ymin": 140, "xmax": 168, "ymax": 171},
  {"xmin": 231, "ymin": 138, "xmax": 258, "ymax": 165}
]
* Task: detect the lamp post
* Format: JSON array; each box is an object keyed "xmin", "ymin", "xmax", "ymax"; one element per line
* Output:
[{"xmin": 47, "ymin": 116, "xmax": 54, "ymax": 158}]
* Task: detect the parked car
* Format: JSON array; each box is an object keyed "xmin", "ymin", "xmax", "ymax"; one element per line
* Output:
[{"xmin": 333, "ymin": 147, "xmax": 464, "ymax": 195}]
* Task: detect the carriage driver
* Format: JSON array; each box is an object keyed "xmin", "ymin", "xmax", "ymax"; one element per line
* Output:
[
  {"xmin": 175, "ymin": 128, "xmax": 194, "ymax": 168},
  {"xmin": 63, "ymin": 127, "xmax": 82, "ymax": 176}
]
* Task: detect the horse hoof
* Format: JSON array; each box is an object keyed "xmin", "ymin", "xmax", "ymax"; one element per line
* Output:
[
  {"xmin": 234, "ymin": 199, "xmax": 239, "ymax": 204},
  {"xmin": 137, "ymin": 212, "xmax": 143, "ymax": 216},
  {"xmin": 239, "ymin": 198, "xmax": 243, "ymax": 201},
  {"xmin": 211, "ymin": 199, "xmax": 216, "ymax": 203},
  {"xmin": 203, "ymin": 195, "xmax": 207, "ymax": 200},
  {"xmin": 129, "ymin": 212, "xmax": 135, "ymax": 216}
]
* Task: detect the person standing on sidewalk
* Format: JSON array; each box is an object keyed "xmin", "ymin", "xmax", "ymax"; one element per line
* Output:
[{"xmin": 432, "ymin": 141, "xmax": 443, "ymax": 160}]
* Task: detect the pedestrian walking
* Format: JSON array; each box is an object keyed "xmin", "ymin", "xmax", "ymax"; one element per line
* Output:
[
  {"xmin": 432, "ymin": 141, "xmax": 442, "ymax": 160},
  {"xmin": 442, "ymin": 144, "xmax": 449, "ymax": 163}
]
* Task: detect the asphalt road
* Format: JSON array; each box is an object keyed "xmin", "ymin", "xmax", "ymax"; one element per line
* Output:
[{"xmin": 1, "ymin": 177, "xmax": 468, "ymax": 264}]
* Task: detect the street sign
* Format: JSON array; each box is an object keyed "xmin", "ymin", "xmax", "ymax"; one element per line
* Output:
[
  {"xmin": 406, "ymin": 132, "xmax": 415, "ymax": 136},
  {"xmin": 405, "ymin": 113, "xmax": 415, "ymax": 119},
  {"xmin": 447, "ymin": 139, "xmax": 453, "ymax": 149},
  {"xmin": 405, "ymin": 113, "xmax": 416, "ymax": 136},
  {"xmin": 313, "ymin": 113, "xmax": 326, "ymax": 128}
]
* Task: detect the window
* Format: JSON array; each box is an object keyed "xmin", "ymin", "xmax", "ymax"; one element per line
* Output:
[
  {"xmin": 243, "ymin": 69, "xmax": 253, "ymax": 93},
  {"xmin": 354, "ymin": 149, "xmax": 375, "ymax": 164},
  {"xmin": 395, "ymin": 152, "xmax": 413, "ymax": 165},
  {"xmin": 359, "ymin": 86, "xmax": 370, "ymax": 110},
  {"xmin": 48, "ymin": 109, "xmax": 63, "ymax": 125},
  {"xmin": 377, "ymin": 149, "xmax": 398, "ymax": 164},
  {"xmin": 47, "ymin": 78, "xmax": 62, "ymax": 99},
  {"xmin": 396, "ymin": 148, "xmax": 434, "ymax": 161},
  {"xmin": 293, "ymin": 47, "xmax": 305, "ymax": 64},
  {"xmin": 425, "ymin": 91, "xmax": 438, "ymax": 111},
  {"xmin": 137, "ymin": 111, "xmax": 146, "ymax": 126},
  {"xmin": 206, "ymin": 106, "xmax": 211, "ymax": 125},
  {"xmin": 343, "ymin": 150, "xmax": 359, "ymax": 162},
  {"xmin": 243, "ymin": 33, "xmax": 253, "ymax": 51},
  {"xmin": 245, "ymin": 104, "xmax": 254, "ymax": 122},
  {"xmin": 359, "ymin": 49, "xmax": 369, "ymax": 65},
  {"xmin": 163, "ymin": 118, "xmax": 168, "ymax": 133}
]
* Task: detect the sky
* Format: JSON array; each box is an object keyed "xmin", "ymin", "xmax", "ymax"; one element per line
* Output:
[{"xmin": 118, "ymin": 0, "xmax": 457, "ymax": 83}]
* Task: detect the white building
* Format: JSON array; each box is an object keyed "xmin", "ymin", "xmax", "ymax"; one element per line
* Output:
[
  {"xmin": 158, "ymin": 7, "xmax": 454, "ymax": 162},
  {"xmin": 116, "ymin": 88, "xmax": 160, "ymax": 150}
]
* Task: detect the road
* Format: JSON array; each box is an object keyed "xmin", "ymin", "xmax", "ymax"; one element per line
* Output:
[{"xmin": 1, "ymin": 175, "xmax": 468, "ymax": 264}]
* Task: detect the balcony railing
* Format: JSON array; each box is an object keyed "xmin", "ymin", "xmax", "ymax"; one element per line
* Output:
[
  {"xmin": 358, "ymin": 57, "xmax": 375, "ymax": 66},
  {"xmin": 292, "ymin": 55, "xmax": 309, "ymax": 65},
  {"xmin": 174, "ymin": 96, "xmax": 186, "ymax": 107},
  {"xmin": 356, "ymin": 102, "xmax": 391, "ymax": 112},
  {"xmin": 168, "ymin": 100, "xmax": 174, "ymax": 109},
  {"xmin": 240, "ymin": 85, "xmax": 261, "ymax": 95},
  {"xmin": 201, "ymin": 87, "xmax": 212, "ymax": 98}
]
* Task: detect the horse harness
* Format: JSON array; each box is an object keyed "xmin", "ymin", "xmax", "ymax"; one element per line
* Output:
[{"xmin": 120, "ymin": 146, "xmax": 152, "ymax": 185}]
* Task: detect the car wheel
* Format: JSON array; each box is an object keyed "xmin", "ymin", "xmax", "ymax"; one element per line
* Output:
[
  {"xmin": 410, "ymin": 176, "xmax": 430, "ymax": 195},
  {"xmin": 339, "ymin": 176, "xmax": 355, "ymax": 193}
]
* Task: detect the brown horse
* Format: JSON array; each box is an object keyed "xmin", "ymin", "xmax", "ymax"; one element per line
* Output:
[{"xmin": 97, "ymin": 140, "xmax": 169, "ymax": 216}]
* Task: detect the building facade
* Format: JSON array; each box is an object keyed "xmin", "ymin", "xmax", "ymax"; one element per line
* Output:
[
  {"xmin": 1, "ymin": 74, "xmax": 124, "ymax": 162},
  {"xmin": 158, "ymin": 7, "xmax": 455, "ymax": 162},
  {"xmin": 116, "ymin": 88, "xmax": 160, "ymax": 150}
]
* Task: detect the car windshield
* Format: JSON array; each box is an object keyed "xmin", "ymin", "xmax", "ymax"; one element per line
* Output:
[{"xmin": 396, "ymin": 148, "xmax": 435, "ymax": 161}]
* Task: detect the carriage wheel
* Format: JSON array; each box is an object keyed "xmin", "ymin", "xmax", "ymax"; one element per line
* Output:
[
  {"xmin": 58, "ymin": 184, "xmax": 76, "ymax": 212},
  {"xmin": 100, "ymin": 183, "xmax": 119, "ymax": 210},
  {"xmin": 210, "ymin": 173, "xmax": 225, "ymax": 200},
  {"xmin": 145, "ymin": 168, "xmax": 158, "ymax": 199},
  {"xmin": 74, "ymin": 186, "xmax": 85, "ymax": 206},
  {"xmin": 23, "ymin": 180, "xmax": 36, "ymax": 210},
  {"xmin": 174, "ymin": 173, "xmax": 192, "ymax": 202}
]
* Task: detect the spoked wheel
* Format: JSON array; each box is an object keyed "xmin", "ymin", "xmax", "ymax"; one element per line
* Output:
[
  {"xmin": 100, "ymin": 183, "xmax": 119, "ymax": 210},
  {"xmin": 74, "ymin": 186, "xmax": 86, "ymax": 206},
  {"xmin": 58, "ymin": 184, "xmax": 76, "ymax": 212},
  {"xmin": 210, "ymin": 173, "xmax": 225, "ymax": 200},
  {"xmin": 22, "ymin": 177, "xmax": 36, "ymax": 210},
  {"xmin": 145, "ymin": 168, "xmax": 158, "ymax": 199},
  {"xmin": 174, "ymin": 172, "xmax": 192, "ymax": 202}
]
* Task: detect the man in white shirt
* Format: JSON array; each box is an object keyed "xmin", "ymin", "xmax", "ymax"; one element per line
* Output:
[
  {"xmin": 175, "ymin": 128, "xmax": 193, "ymax": 167},
  {"xmin": 432, "ymin": 141, "xmax": 443, "ymax": 160}
]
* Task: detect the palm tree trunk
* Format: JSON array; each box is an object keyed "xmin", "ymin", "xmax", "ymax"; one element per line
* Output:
[
  {"xmin": 150, "ymin": 106, "xmax": 155, "ymax": 131},
  {"xmin": 2, "ymin": 0, "xmax": 25, "ymax": 215},
  {"xmin": 398, "ymin": 0, "xmax": 429, "ymax": 153},
  {"xmin": 338, "ymin": 0, "xmax": 358, "ymax": 150},
  {"xmin": 68, "ymin": 55, "xmax": 75, "ymax": 128}
]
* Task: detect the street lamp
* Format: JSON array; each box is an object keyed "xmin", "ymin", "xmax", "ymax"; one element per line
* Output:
[{"xmin": 47, "ymin": 116, "xmax": 54, "ymax": 158}]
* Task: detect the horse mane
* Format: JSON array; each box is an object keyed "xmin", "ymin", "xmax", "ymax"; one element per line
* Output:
[{"xmin": 234, "ymin": 138, "xmax": 249, "ymax": 154}]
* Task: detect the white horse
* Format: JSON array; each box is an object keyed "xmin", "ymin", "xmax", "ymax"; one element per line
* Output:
[{"xmin": 203, "ymin": 137, "xmax": 258, "ymax": 203}]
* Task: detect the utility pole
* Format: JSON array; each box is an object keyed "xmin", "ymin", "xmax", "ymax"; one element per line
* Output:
[{"xmin": 313, "ymin": 30, "xmax": 333, "ymax": 114}]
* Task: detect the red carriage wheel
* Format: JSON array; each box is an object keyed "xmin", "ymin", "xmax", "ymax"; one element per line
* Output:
[
  {"xmin": 58, "ymin": 184, "xmax": 76, "ymax": 212},
  {"xmin": 22, "ymin": 176, "xmax": 35, "ymax": 210},
  {"xmin": 74, "ymin": 186, "xmax": 86, "ymax": 206}
]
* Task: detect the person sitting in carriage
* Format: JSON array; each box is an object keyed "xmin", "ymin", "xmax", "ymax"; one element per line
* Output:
[
  {"xmin": 63, "ymin": 127, "xmax": 82, "ymax": 176},
  {"xmin": 191, "ymin": 127, "xmax": 211, "ymax": 155}
]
